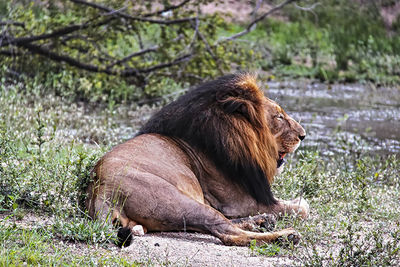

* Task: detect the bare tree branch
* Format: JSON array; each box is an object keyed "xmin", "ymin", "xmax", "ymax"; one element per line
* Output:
[
  {"xmin": 217, "ymin": 0, "xmax": 298, "ymax": 43},
  {"xmin": 0, "ymin": 17, "xmax": 114, "ymax": 47},
  {"xmin": 0, "ymin": 50, "xmax": 22, "ymax": 56},
  {"xmin": 0, "ymin": 21, "xmax": 25, "ymax": 28},
  {"xmin": 14, "ymin": 41, "xmax": 191, "ymax": 77},
  {"xmin": 20, "ymin": 42, "xmax": 110, "ymax": 73},
  {"xmin": 70, "ymin": 0, "xmax": 196, "ymax": 25}
]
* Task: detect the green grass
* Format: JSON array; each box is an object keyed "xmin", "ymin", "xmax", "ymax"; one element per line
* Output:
[
  {"xmin": 242, "ymin": 147, "xmax": 400, "ymax": 266},
  {"xmin": 0, "ymin": 220, "xmax": 138, "ymax": 266},
  {"xmin": 1, "ymin": 81, "xmax": 399, "ymax": 265},
  {"xmin": 278, "ymin": 151, "xmax": 399, "ymax": 265},
  {"xmin": 0, "ymin": 82, "xmax": 145, "ymax": 264}
]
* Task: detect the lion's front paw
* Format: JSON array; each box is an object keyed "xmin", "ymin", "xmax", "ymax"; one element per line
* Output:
[
  {"xmin": 275, "ymin": 228, "xmax": 300, "ymax": 246},
  {"xmin": 291, "ymin": 197, "xmax": 310, "ymax": 219}
]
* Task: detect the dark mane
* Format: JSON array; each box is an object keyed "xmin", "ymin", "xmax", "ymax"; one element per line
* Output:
[{"xmin": 138, "ymin": 73, "xmax": 278, "ymax": 205}]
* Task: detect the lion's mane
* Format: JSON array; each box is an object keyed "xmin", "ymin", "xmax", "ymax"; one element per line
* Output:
[{"xmin": 139, "ymin": 73, "xmax": 278, "ymax": 205}]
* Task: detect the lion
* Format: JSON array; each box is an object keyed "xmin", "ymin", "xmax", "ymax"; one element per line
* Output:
[{"xmin": 86, "ymin": 73, "xmax": 309, "ymax": 247}]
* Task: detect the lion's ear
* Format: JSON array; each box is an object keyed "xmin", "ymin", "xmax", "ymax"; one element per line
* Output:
[{"xmin": 216, "ymin": 91, "xmax": 260, "ymax": 126}]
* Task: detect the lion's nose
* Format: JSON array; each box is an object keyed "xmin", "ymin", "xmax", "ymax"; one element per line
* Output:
[{"xmin": 299, "ymin": 134, "xmax": 306, "ymax": 141}]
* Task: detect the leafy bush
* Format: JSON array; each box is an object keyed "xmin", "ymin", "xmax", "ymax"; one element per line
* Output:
[
  {"xmin": 0, "ymin": 82, "xmax": 105, "ymax": 213},
  {"xmin": 236, "ymin": 0, "xmax": 399, "ymax": 84}
]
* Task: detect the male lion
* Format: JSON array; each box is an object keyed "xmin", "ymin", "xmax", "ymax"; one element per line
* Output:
[{"xmin": 86, "ymin": 73, "xmax": 309, "ymax": 247}]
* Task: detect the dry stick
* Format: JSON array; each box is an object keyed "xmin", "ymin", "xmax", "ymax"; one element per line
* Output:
[
  {"xmin": 69, "ymin": 0, "xmax": 195, "ymax": 25},
  {"xmin": 217, "ymin": 0, "xmax": 298, "ymax": 43}
]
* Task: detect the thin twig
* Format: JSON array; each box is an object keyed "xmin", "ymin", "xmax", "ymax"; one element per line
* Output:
[
  {"xmin": 294, "ymin": 2, "xmax": 320, "ymax": 22},
  {"xmin": 182, "ymin": 15, "xmax": 199, "ymax": 54},
  {"xmin": 198, "ymin": 30, "xmax": 216, "ymax": 60},
  {"xmin": 101, "ymin": 6, "xmax": 127, "ymax": 16},
  {"xmin": 294, "ymin": 2, "xmax": 321, "ymax": 11},
  {"xmin": 128, "ymin": 54, "xmax": 192, "ymax": 75},
  {"xmin": 143, "ymin": 0, "xmax": 192, "ymax": 17},
  {"xmin": 70, "ymin": 0, "xmax": 195, "ymax": 25},
  {"xmin": 251, "ymin": 0, "xmax": 264, "ymax": 19},
  {"xmin": 106, "ymin": 45, "xmax": 159, "ymax": 69}
]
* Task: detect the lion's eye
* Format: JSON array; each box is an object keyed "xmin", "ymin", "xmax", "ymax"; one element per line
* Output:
[{"xmin": 276, "ymin": 114, "xmax": 284, "ymax": 121}]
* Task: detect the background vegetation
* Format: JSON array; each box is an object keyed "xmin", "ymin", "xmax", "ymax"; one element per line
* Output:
[
  {"xmin": 2, "ymin": 0, "xmax": 399, "ymax": 104},
  {"xmin": 1, "ymin": 0, "xmax": 399, "ymax": 265}
]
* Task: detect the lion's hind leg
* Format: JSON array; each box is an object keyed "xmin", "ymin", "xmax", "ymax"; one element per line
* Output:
[
  {"xmin": 127, "ymin": 190, "xmax": 300, "ymax": 246},
  {"xmin": 98, "ymin": 174, "xmax": 300, "ymax": 247},
  {"xmin": 89, "ymin": 196, "xmax": 147, "ymax": 247}
]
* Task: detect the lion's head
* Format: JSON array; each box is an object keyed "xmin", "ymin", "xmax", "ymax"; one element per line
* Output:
[
  {"xmin": 263, "ymin": 98, "xmax": 306, "ymax": 173},
  {"xmin": 139, "ymin": 73, "xmax": 305, "ymax": 206}
]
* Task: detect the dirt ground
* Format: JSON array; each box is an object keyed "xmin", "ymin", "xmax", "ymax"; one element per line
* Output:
[
  {"xmin": 120, "ymin": 232, "xmax": 295, "ymax": 266},
  {"xmin": 1, "ymin": 212, "xmax": 297, "ymax": 266}
]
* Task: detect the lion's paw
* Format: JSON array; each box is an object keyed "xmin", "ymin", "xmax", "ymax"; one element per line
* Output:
[
  {"xmin": 132, "ymin": 225, "xmax": 145, "ymax": 236},
  {"xmin": 275, "ymin": 228, "xmax": 300, "ymax": 246}
]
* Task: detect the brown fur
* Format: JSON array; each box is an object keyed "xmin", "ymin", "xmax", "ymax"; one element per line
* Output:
[{"xmin": 86, "ymin": 73, "xmax": 309, "ymax": 247}]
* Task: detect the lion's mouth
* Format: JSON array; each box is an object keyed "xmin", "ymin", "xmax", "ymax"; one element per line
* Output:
[{"xmin": 277, "ymin": 152, "xmax": 287, "ymax": 168}]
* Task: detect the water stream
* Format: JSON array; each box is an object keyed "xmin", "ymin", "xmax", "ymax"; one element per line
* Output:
[{"xmin": 266, "ymin": 81, "xmax": 400, "ymax": 156}]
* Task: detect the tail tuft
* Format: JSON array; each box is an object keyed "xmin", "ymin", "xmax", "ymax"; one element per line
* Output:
[{"xmin": 117, "ymin": 227, "xmax": 132, "ymax": 247}]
